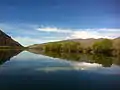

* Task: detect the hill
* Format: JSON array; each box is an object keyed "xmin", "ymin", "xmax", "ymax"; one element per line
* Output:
[
  {"xmin": 28, "ymin": 37, "xmax": 120, "ymax": 55},
  {"xmin": 28, "ymin": 38, "xmax": 119, "ymax": 49},
  {"xmin": 0, "ymin": 30, "xmax": 23, "ymax": 48}
]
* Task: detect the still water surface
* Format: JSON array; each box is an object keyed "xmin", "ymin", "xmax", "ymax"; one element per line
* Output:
[{"xmin": 0, "ymin": 50, "xmax": 120, "ymax": 90}]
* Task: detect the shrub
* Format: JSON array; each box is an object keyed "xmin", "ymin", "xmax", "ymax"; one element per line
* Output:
[{"xmin": 92, "ymin": 39, "xmax": 113, "ymax": 54}]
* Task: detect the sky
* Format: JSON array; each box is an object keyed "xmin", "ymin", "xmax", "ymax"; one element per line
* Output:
[{"xmin": 0, "ymin": 0, "xmax": 120, "ymax": 46}]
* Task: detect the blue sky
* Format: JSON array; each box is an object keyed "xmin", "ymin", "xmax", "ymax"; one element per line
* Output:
[{"xmin": 0, "ymin": 0, "xmax": 120, "ymax": 46}]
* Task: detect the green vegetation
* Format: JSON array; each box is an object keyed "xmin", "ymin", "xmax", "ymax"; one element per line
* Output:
[
  {"xmin": 42, "ymin": 51, "xmax": 81, "ymax": 61},
  {"xmin": 43, "ymin": 41, "xmax": 82, "ymax": 53},
  {"xmin": 41, "ymin": 39, "xmax": 113, "ymax": 55},
  {"xmin": 30, "ymin": 50, "xmax": 119, "ymax": 67},
  {"xmin": 28, "ymin": 48, "xmax": 120, "ymax": 67},
  {"xmin": 27, "ymin": 38, "xmax": 120, "ymax": 67},
  {"xmin": 0, "ymin": 46, "xmax": 26, "ymax": 50},
  {"xmin": 92, "ymin": 39, "xmax": 113, "ymax": 54},
  {"xmin": 29, "ymin": 38, "xmax": 120, "ymax": 56},
  {"xmin": 113, "ymin": 39, "xmax": 120, "ymax": 56}
]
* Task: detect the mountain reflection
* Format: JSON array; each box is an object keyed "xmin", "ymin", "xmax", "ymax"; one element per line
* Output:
[
  {"xmin": 0, "ymin": 50, "xmax": 22, "ymax": 65},
  {"xmin": 28, "ymin": 49, "xmax": 120, "ymax": 67}
]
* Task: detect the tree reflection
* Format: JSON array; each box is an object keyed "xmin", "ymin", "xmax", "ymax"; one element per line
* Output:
[
  {"xmin": 28, "ymin": 49, "xmax": 120, "ymax": 67},
  {"xmin": 91, "ymin": 54, "xmax": 113, "ymax": 67}
]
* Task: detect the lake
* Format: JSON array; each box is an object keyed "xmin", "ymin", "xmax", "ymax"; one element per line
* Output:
[{"xmin": 0, "ymin": 50, "xmax": 120, "ymax": 90}]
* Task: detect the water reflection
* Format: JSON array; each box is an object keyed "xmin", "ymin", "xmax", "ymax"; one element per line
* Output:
[
  {"xmin": 0, "ymin": 50, "xmax": 120, "ymax": 90},
  {"xmin": 0, "ymin": 50, "xmax": 22, "ymax": 66},
  {"xmin": 28, "ymin": 49, "xmax": 120, "ymax": 67}
]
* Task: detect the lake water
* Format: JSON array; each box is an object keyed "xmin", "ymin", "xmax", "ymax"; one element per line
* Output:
[{"xmin": 0, "ymin": 50, "xmax": 120, "ymax": 90}]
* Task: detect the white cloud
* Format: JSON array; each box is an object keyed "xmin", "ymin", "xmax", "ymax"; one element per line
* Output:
[
  {"xmin": 69, "ymin": 30, "xmax": 117, "ymax": 39},
  {"xmin": 0, "ymin": 23, "xmax": 120, "ymax": 46},
  {"xmin": 37, "ymin": 27, "xmax": 72, "ymax": 33},
  {"xmin": 72, "ymin": 62, "xmax": 102, "ymax": 70},
  {"xmin": 37, "ymin": 27, "xmax": 120, "ymax": 39},
  {"xmin": 14, "ymin": 26, "xmax": 120, "ymax": 46},
  {"xmin": 70, "ymin": 31, "xmax": 102, "ymax": 39},
  {"xmin": 99, "ymin": 28, "xmax": 120, "ymax": 32}
]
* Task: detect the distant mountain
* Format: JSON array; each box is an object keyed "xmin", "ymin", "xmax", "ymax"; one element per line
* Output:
[
  {"xmin": 28, "ymin": 39, "xmax": 98, "ymax": 49},
  {"xmin": 28, "ymin": 38, "xmax": 106, "ymax": 49},
  {"xmin": 0, "ymin": 30, "xmax": 23, "ymax": 48},
  {"xmin": 28, "ymin": 37, "xmax": 120, "ymax": 49},
  {"xmin": 64, "ymin": 38, "xmax": 104, "ymax": 48},
  {"xmin": 113, "ymin": 37, "xmax": 120, "ymax": 50}
]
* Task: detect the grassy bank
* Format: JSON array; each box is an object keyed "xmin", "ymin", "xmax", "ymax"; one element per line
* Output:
[
  {"xmin": 29, "ymin": 39, "xmax": 120, "ymax": 56},
  {"xmin": 0, "ymin": 46, "xmax": 26, "ymax": 50}
]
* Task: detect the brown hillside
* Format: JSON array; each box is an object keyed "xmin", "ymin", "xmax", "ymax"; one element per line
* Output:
[{"xmin": 0, "ymin": 30, "xmax": 23, "ymax": 47}]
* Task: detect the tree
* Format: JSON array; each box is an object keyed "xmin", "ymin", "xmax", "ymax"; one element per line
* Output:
[
  {"xmin": 44, "ymin": 41, "xmax": 82, "ymax": 53},
  {"xmin": 113, "ymin": 39, "xmax": 120, "ymax": 55},
  {"xmin": 44, "ymin": 42, "xmax": 62, "ymax": 52},
  {"xmin": 92, "ymin": 39, "xmax": 113, "ymax": 54}
]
